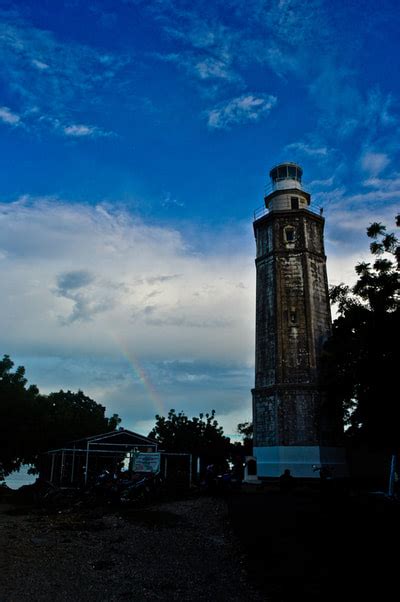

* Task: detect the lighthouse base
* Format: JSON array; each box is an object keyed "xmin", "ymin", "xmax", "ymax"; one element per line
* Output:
[{"xmin": 253, "ymin": 446, "xmax": 347, "ymax": 478}]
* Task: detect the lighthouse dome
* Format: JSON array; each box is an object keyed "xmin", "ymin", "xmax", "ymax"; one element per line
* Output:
[
  {"xmin": 264, "ymin": 162, "xmax": 309, "ymax": 211},
  {"xmin": 269, "ymin": 162, "xmax": 303, "ymax": 191}
]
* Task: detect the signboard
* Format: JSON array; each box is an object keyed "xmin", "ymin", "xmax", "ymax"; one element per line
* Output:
[{"xmin": 133, "ymin": 452, "xmax": 161, "ymax": 473}]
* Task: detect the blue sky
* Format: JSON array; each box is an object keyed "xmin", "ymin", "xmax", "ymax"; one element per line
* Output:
[{"xmin": 1, "ymin": 0, "xmax": 399, "ymax": 438}]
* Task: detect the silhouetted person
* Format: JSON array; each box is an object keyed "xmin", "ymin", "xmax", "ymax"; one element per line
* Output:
[
  {"xmin": 318, "ymin": 465, "xmax": 334, "ymax": 497},
  {"xmin": 232, "ymin": 456, "xmax": 244, "ymax": 488},
  {"xmin": 279, "ymin": 469, "xmax": 295, "ymax": 494},
  {"xmin": 205, "ymin": 464, "xmax": 216, "ymax": 493}
]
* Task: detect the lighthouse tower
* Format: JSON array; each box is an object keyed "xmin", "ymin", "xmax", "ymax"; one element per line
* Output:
[{"xmin": 252, "ymin": 163, "xmax": 345, "ymax": 478}]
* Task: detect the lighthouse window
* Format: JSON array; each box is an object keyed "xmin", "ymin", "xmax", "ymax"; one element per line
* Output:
[
  {"xmin": 291, "ymin": 197, "xmax": 299, "ymax": 209},
  {"xmin": 278, "ymin": 166, "xmax": 287, "ymax": 179},
  {"xmin": 285, "ymin": 227, "xmax": 295, "ymax": 242},
  {"xmin": 288, "ymin": 165, "xmax": 296, "ymax": 178}
]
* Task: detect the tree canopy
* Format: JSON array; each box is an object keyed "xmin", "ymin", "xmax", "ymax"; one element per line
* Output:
[
  {"xmin": 236, "ymin": 421, "xmax": 253, "ymax": 456},
  {"xmin": 322, "ymin": 216, "xmax": 399, "ymax": 452},
  {"xmin": 0, "ymin": 355, "xmax": 120, "ymax": 479},
  {"xmin": 148, "ymin": 409, "xmax": 231, "ymax": 466}
]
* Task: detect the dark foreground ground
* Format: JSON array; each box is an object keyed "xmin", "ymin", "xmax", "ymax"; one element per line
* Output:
[
  {"xmin": 227, "ymin": 483, "xmax": 400, "ymax": 601},
  {"xmin": 1, "ymin": 484, "xmax": 398, "ymax": 601},
  {"xmin": 0, "ymin": 494, "xmax": 263, "ymax": 602}
]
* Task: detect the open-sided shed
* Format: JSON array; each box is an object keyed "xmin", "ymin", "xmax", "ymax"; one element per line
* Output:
[{"xmin": 44, "ymin": 428, "xmax": 158, "ymax": 486}]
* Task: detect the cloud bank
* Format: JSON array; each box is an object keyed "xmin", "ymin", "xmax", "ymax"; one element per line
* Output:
[{"xmin": 0, "ymin": 197, "xmax": 256, "ymax": 432}]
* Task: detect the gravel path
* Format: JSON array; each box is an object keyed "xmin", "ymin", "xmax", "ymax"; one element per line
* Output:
[{"xmin": 0, "ymin": 496, "xmax": 265, "ymax": 602}]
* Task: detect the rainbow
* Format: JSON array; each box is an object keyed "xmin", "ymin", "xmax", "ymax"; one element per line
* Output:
[{"xmin": 114, "ymin": 337, "xmax": 166, "ymax": 417}]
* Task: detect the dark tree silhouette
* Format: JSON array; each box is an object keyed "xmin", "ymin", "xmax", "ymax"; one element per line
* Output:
[
  {"xmin": 0, "ymin": 355, "xmax": 120, "ymax": 479},
  {"xmin": 0, "ymin": 355, "xmax": 41, "ymax": 477},
  {"xmin": 38, "ymin": 389, "xmax": 120, "ymax": 453},
  {"xmin": 322, "ymin": 216, "xmax": 399, "ymax": 452},
  {"xmin": 236, "ymin": 421, "xmax": 253, "ymax": 456},
  {"xmin": 149, "ymin": 409, "xmax": 231, "ymax": 466}
]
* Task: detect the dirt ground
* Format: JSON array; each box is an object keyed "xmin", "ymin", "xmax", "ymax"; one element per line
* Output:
[
  {"xmin": 2, "ymin": 485, "xmax": 398, "ymax": 602},
  {"xmin": 0, "ymin": 494, "xmax": 264, "ymax": 602}
]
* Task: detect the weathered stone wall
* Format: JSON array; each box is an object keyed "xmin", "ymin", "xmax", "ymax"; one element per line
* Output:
[
  {"xmin": 253, "ymin": 387, "xmax": 322, "ymax": 447},
  {"xmin": 254, "ymin": 256, "xmax": 276, "ymax": 388},
  {"xmin": 276, "ymin": 253, "xmax": 310, "ymax": 383},
  {"xmin": 253, "ymin": 209, "xmax": 334, "ymax": 448},
  {"xmin": 252, "ymin": 392, "xmax": 277, "ymax": 446}
]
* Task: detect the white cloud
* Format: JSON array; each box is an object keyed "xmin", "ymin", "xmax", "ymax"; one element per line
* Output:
[
  {"xmin": 362, "ymin": 174, "xmax": 400, "ymax": 191},
  {"xmin": 285, "ymin": 142, "xmax": 328, "ymax": 157},
  {"xmin": 155, "ymin": 50, "xmax": 239, "ymax": 86},
  {"xmin": 0, "ymin": 198, "xmax": 255, "ymax": 365},
  {"xmin": 63, "ymin": 124, "xmax": 111, "ymax": 138},
  {"xmin": 360, "ymin": 152, "xmax": 390, "ymax": 176},
  {"xmin": 161, "ymin": 192, "xmax": 184, "ymax": 208},
  {"xmin": 325, "ymin": 205, "xmax": 398, "ymax": 249},
  {"xmin": 158, "ymin": 10, "xmax": 240, "ymax": 87},
  {"xmin": 308, "ymin": 177, "xmax": 334, "ymax": 188},
  {"xmin": 0, "ymin": 18, "xmax": 130, "ymax": 134},
  {"xmin": 148, "ymin": 0, "xmax": 326, "ymax": 82},
  {"xmin": 0, "ymin": 108, "xmax": 112, "ymax": 139},
  {"xmin": 194, "ymin": 56, "xmax": 235, "ymax": 81},
  {"xmin": 31, "ymin": 58, "xmax": 49, "ymax": 70},
  {"xmin": 0, "ymin": 105, "xmax": 20, "ymax": 125},
  {"xmin": 345, "ymin": 189, "xmax": 400, "ymax": 203},
  {"xmin": 206, "ymin": 94, "xmax": 277, "ymax": 130}
]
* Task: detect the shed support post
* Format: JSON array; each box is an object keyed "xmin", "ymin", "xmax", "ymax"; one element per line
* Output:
[
  {"xmin": 60, "ymin": 450, "xmax": 65, "ymax": 485},
  {"xmin": 50, "ymin": 454, "xmax": 55, "ymax": 484},
  {"xmin": 71, "ymin": 447, "xmax": 76, "ymax": 484},
  {"xmin": 84, "ymin": 442, "xmax": 90, "ymax": 486}
]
